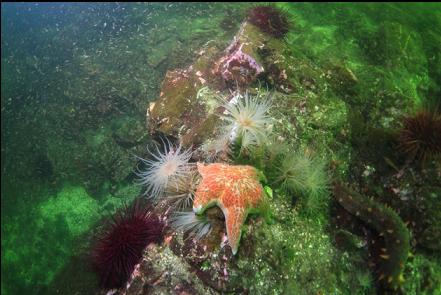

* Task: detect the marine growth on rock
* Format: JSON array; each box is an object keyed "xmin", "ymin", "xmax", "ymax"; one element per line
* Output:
[{"xmin": 215, "ymin": 39, "xmax": 264, "ymax": 88}]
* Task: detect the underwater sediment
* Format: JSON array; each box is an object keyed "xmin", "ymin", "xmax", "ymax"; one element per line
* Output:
[{"xmin": 2, "ymin": 3, "xmax": 441, "ymax": 295}]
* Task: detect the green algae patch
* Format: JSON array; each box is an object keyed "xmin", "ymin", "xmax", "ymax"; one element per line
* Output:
[
  {"xmin": 1, "ymin": 183, "xmax": 140, "ymax": 294},
  {"xmin": 39, "ymin": 186, "xmax": 100, "ymax": 236},
  {"xmin": 1, "ymin": 185, "xmax": 100, "ymax": 291},
  {"xmin": 402, "ymin": 254, "xmax": 441, "ymax": 295}
]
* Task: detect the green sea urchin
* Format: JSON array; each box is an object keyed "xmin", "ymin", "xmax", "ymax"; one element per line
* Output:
[{"xmin": 397, "ymin": 109, "xmax": 441, "ymax": 164}]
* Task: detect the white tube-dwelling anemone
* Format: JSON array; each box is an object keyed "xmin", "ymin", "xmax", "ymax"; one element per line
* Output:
[
  {"xmin": 164, "ymin": 170, "xmax": 200, "ymax": 210},
  {"xmin": 221, "ymin": 90, "xmax": 272, "ymax": 151},
  {"xmin": 200, "ymin": 132, "xmax": 232, "ymax": 162},
  {"xmin": 136, "ymin": 138, "xmax": 193, "ymax": 200},
  {"xmin": 169, "ymin": 211, "xmax": 212, "ymax": 241}
]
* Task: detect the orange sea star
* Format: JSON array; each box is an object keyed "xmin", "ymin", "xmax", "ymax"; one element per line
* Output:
[{"xmin": 193, "ymin": 162, "xmax": 264, "ymax": 254}]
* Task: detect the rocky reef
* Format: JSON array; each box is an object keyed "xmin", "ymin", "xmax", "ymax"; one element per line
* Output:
[
  {"xmin": 3, "ymin": 3, "xmax": 441, "ymax": 295},
  {"xmin": 120, "ymin": 4, "xmax": 441, "ymax": 295},
  {"xmin": 147, "ymin": 16, "xmax": 296, "ymax": 147}
]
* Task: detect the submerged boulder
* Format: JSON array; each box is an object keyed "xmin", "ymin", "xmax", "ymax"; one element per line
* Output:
[
  {"xmin": 147, "ymin": 44, "xmax": 224, "ymax": 147},
  {"xmin": 109, "ymin": 195, "xmax": 366, "ymax": 295},
  {"xmin": 124, "ymin": 244, "xmax": 217, "ymax": 295},
  {"xmin": 147, "ymin": 19, "xmax": 297, "ymax": 146}
]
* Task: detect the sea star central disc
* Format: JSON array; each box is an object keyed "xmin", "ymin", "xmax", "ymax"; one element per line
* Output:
[{"xmin": 193, "ymin": 162, "xmax": 264, "ymax": 254}]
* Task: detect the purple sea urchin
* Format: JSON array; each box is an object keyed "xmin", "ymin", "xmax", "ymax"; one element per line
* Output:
[
  {"xmin": 247, "ymin": 6, "xmax": 290, "ymax": 38},
  {"xmin": 91, "ymin": 200, "xmax": 165, "ymax": 290}
]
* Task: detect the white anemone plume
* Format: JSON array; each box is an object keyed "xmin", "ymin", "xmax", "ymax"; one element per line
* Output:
[
  {"xmin": 221, "ymin": 91, "xmax": 272, "ymax": 150},
  {"xmin": 169, "ymin": 211, "xmax": 212, "ymax": 240},
  {"xmin": 136, "ymin": 138, "xmax": 193, "ymax": 200}
]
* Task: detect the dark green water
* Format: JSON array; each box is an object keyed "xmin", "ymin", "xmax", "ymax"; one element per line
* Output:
[{"xmin": 1, "ymin": 3, "xmax": 440, "ymax": 295}]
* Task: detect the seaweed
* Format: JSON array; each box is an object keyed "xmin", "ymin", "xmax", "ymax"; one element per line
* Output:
[{"xmin": 333, "ymin": 183, "xmax": 410, "ymax": 290}]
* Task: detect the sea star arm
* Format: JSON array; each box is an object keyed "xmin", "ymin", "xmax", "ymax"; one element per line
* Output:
[
  {"xmin": 224, "ymin": 206, "xmax": 247, "ymax": 255},
  {"xmin": 193, "ymin": 187, "xmax": 215, "ymax": 214}
]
